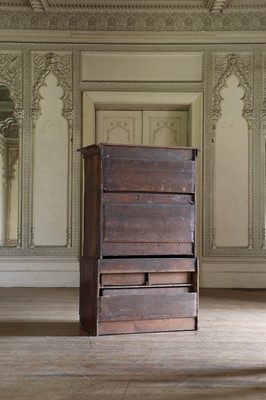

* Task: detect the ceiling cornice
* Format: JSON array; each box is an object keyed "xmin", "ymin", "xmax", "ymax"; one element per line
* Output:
[
  {"xmin": 0, "ymin": 1, "xmax": 266, "ymax": 12},
  {"xmin": 0, "ymin": 8, "xmax": 265, "ymax": 33},
  {"xmin": 207, "ymin": 0, "xmax": 231, "ymax": 13},
  {"xmin": 29, "ymin": 0, "xmax": 47, "ymax": 12}
]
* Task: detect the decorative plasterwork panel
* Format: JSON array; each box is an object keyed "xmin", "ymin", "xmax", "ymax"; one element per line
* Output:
[
  {"xmin": 262, "ymin": 53, "xmax": 266, "ymax": 247},
  {"xmin": 31, "ymin": 52, "xmax": 72, "ymax": 121},
  {"xmin": 212, "ymin": 53, "xmax": 253, "ymax": 127},
  {"xmin": 29, "ymin": 0, "xmax": 46, "ymax": 12},
  {"xmin": 8, "ymin": 147, "xmax": 19, "ymax": 182},
  {"xmin": 0, "ymin": 52, "xmax": 22, "ymax": 112},
  {"xmin": 0, "ymin": 115, "xmax": 18, "ymax": 138},
  {"xmin": 0, "ymin": 43, "xmax": 81, "ymax": 257},
  {"xmin": 31, "ymin": 51, "xmax": 74, "ymax": 249},
  {"xmin": 1, "ymin": 0, "xmax": 266, "ymax": 12},
  {"xmin": 207, "ymin": 52, "xmax": 254, "ymax": 256},
  {"xmin": 207, "ymin": 0, "xmax": 229, "ymax": 13},
  {"xmin": 1, "ymin": 10, "xmax": 266, "ymax": 31},
  {"xmin": 0, "ymin": 41, "xmax": 264, "ymax": 261},
  {"xmin": 263, "ymin": 53, "xmax": 266, "ymax": 140}
]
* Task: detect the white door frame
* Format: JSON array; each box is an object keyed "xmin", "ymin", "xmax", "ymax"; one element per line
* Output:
[{"xmin": 82, "ymin": 91, "xmax": 203, "ymax": 258}]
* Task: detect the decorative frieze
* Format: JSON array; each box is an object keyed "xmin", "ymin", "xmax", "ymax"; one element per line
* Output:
[
  {"xmin": 1, "ymin": 10, "xmax": 266, "ymax": 32},
  {"xmin": 262, "ymin": 54, "xmax": 266, "ymax": 135}
]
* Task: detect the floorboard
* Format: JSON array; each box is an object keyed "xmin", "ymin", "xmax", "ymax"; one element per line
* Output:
[{"xmin": 0, "ymin": 288, "xmax": 265, "ymax": 399}]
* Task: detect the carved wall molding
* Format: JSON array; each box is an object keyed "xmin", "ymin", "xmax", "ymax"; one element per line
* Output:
[
  {"xmin": 0, "ymin": 0, "xmax": 206, "ymax": 12},
  {"xmin": 262, "ymin": 53, "xmax": 266, "ymax": 247},
  {"xmin": 0, "ymin": 116, "xmax": 18, "ymax": 138},
  {"xmin": 207, "ymin": 0, "xmax": 228, "ymax": 13},
  {"xmin": 263, "ymin": 53, "xmax": 266, "ymax": 138},
  {"xmin": 0, "ymin": 142, "xmax": 6, "ymax": 185},
  {"xmin": 205, "ymin": 51, "xmax": 256, "ymax": 256},
  {"xmin": 1, "ymin": 10, "xmax": 266, "ymax": 32},
  {"xmin": 212, "ymin": 53, "xmax": 253, "ymax": 128},
  {"xmin": 1, "ymin": 0, "xmax": 266, "ymax": 13},
  {"xmin": 0, "ymin": 52, "xmax": 22, "ymax": 111},
  {"xmin": 8, "ymin": 148, "xmax": 19, "ymax": 182},
  {"xmin": 0, "ymin": 41, "xmax": 265, "ymax": 259},
  {"xmin": 81, "ymin": 81, "xmax": 204, "ymax": 93},
  {"xmin": 29, "ymin": 0, "xmax": 46, "ymax": 12},
  {"xmin": 31, "ymin": 51, "xmax": 72, "ymax": 121}
]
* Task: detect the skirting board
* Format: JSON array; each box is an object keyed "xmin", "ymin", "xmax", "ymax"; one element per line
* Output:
[
  {"xmin": 0, "ymin": 257, "xmax": 79, "ymax": 287},
  {"xmin": 201, "ymin": 258, "xmax": 266, "ymax": 288},
  {"xmin": 1, "ymin": 257, "xmax": 266, "ymax": 288}
]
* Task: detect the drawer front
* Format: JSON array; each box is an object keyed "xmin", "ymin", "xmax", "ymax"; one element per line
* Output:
[
  {"xmin": 99, "ymin": 258, "xmax": 196, "ymax": 288},
  {"xmin": 149, "ymin": 272, "xmax": 192, "ymax": 285},
  {"xmin": 102, "ymin": 193, "xmax": 195, "ymax": 256},
  {"xmin": 103, "ymin": 203, "xmax": 195, "ymax": 242},
  {"xmin": 99, "ymin": 292, "xmax": 197, "ymax": 322},
  {"xmin": 101, "ymin": 286, "xmax": 191, "ymax": 296},
  {"xmin": 100, "ymin": 272, "xmax": 192, "ymax": 288},
  {"xmin": 98, "ymin": 318, "xmax": 196, "ymax": 335},
  {"xmin": 102, "ymin": 145, "xmax": 196, "ymax": 194},
  {"xmin": 99, "ymin": 257, "xmax": 197, "ymax": 274},
  {"xmin": 102, "ymin": 242, "xmax": 194, "ymax": 256},
  {"xmin": 102, "ymin": 144, "xmax": 197, "ymax": 162},
  {"xmin": 101, "ymin": 273, "xmax": 146, "ymax": 286},
  {"xmin": 103, "ymin": 158, "xmax": 196, "ymax": 193}
]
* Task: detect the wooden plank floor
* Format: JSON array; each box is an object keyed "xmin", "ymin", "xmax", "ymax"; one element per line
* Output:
[{"xmin": 0, "ymin": 288, "xmax": 266, "ymax": 399}]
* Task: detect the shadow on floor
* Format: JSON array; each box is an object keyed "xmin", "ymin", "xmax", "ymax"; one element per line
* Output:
[{"xmin": 0, "ymin": 321, "xmax": 87, "ymax": 336}]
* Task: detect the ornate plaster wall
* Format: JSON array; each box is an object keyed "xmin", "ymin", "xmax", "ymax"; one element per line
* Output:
[{"xmin": 0, "ymin": 6, "xmax": 266, "ymax": 287}]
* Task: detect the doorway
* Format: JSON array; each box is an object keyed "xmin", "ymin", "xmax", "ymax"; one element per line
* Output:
[
  {"xmin": 96, "ymin": 110, "xmax": 189, "ymax": 147},
  {"xmin": 82, "ymin": 91, "xmax": 203, "ymax": 257}
]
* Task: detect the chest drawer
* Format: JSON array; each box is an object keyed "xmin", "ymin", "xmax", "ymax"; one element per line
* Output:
[
  {"xmin": 80, "ymin": 144, "xmax": 197, "ymax": 194},
  {"xmin": 100, "ymin": 271, "xmax": 192, "ymax": 287},
  {"xmin": 102, "ymin": 146, "xmax": 196, "ymax": 194},
  {"xmin": 99, "ymin": 257, "xmax": 197, "ymax": 288},
  {"xmin": 102, "ymin": 192, "xmax": 195, "ymax": 257},
  {"xmin": 98, "ymin": 292, "xmax": 197, "ymax": 322}
]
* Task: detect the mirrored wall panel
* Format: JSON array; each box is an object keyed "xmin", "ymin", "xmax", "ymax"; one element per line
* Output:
[{"xmin": 0, "ymin": 85, "xmax": 19, "ymax": 246}]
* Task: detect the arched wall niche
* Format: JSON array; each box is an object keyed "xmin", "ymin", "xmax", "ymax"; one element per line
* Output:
[
  {"xmin": 207, "ymin": 52, "xmax": 254, "ymax": 256},
  {"xmin": 0, "ymin": 50, "xmax": 80, "ymax": 258},
  {"xmin": 30, "ymin": 52, "xmax": 73, "ymax": 250}
]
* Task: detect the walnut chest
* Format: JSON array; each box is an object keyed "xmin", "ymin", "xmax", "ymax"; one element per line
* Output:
[{"xmin": 79, "ymin": 143, "xmax": 198, "ymax": 335}]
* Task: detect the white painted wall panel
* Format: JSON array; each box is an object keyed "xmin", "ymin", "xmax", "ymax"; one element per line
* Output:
[
  {"xmin": 214, "ymin": 75, "xmax": 249, "ymax": 247},
  {"xmin": 201, "ymin": 259, "xmax": 266, "ymax": 288},
  {"xmin": 81, "ymin": 52, "xmax": 203, "ymax": 82},
  {"xmin": 33, "ymin": 73, "xmax": 68, "ymax": 246},
  {"xmin": 0, "ymin": 258, "xmax": 79, "ymax": 287},
  {"xmin": 96, "ymin": 110, "xmax": 142, "ymax": 144}
]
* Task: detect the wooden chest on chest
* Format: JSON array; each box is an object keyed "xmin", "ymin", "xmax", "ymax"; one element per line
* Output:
[{"xmin": 79, "ymin": 144, "xmax": 198, "ymax": 335}]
